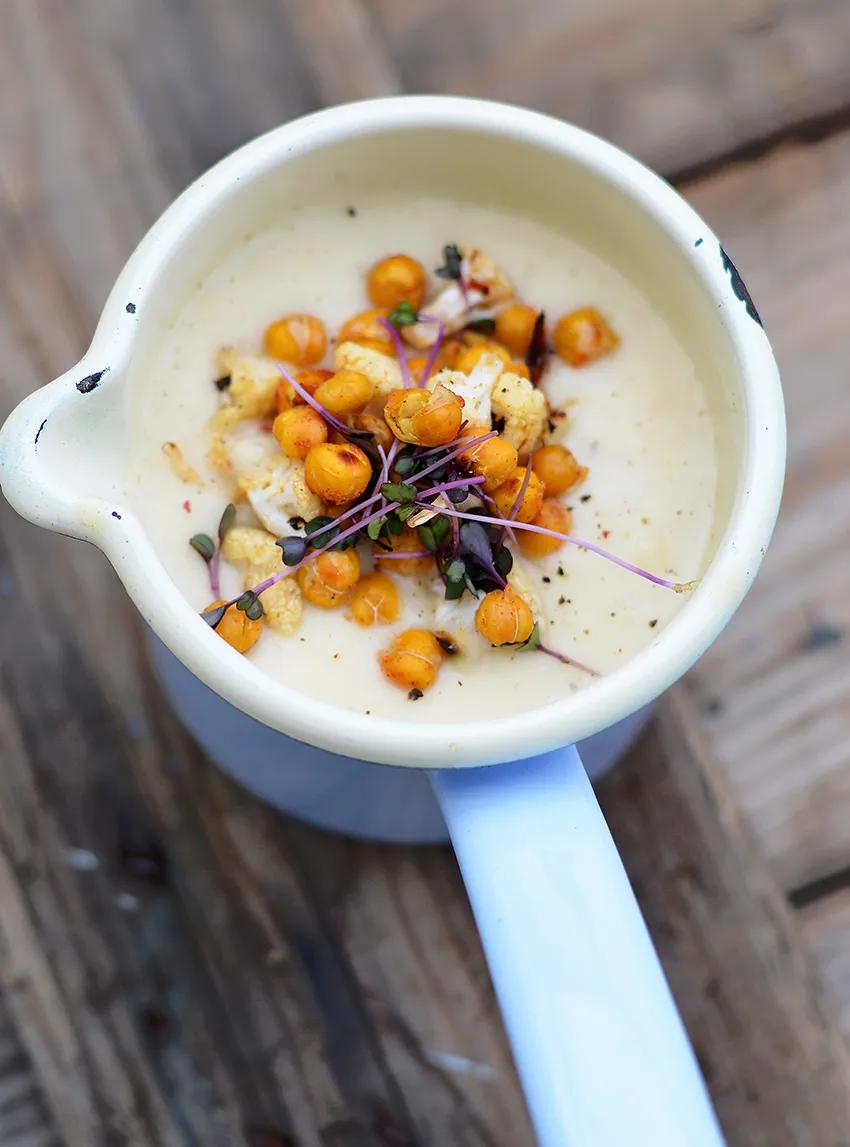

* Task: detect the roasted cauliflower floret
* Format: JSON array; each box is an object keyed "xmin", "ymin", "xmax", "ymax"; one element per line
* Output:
[
  {"xmin": 404, "ymin": 246, "xmax": 514, "ymax": 348},
  {"xmin": 333, "ymin": 341, "xmax": 403, "ymax": 398},
  {"xmin": 221, "ymin": 526, "xmax": 303, "ymax": 634},
  {"xmin": 490, "ymin": 371, "xmax": 547, "ymax": 459},
  {"xmin": 507, "ymin": 558, "xmax": 542, "ymax": 619},
  {"xmin": 212, "ymin": 349, "xmax": 280, "ymax": 428},
  {"xmin": 426, "ymin": 351, "xmax": 503, "ymax": 426},
  {"xmin": 239, "ymin": 458, "xmax": 323, "ymax": 537}
]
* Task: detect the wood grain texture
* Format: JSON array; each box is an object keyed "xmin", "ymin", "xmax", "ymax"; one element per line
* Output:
[
  {"xmin": 365, "ymin": 0, "xmax": 850, "ymax": 176},
  {"xmin": 683, "ymin": 132, "xmax": 850, "ymax": 892},
  {"xmin": 3, "ymin": 1, "xmax": 850, "ymax": 1145}
]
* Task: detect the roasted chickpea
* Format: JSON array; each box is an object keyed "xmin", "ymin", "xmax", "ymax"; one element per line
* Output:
[
  {"xmin": 349, "ymin": 572, "xmax": 400, "ymax": 626},
  {"xmin": 518, "ymin": 500, "xmax": 573, "ymax": 558},
  {"xmin": 379, "ymin": 628, "xmax": 444, "ymax": 693},
  {"xmin": 458, "ymin": 425, "xmax": 518, "ymax": 493},
  {"xmin": 531, "ymin": 444, "xmax": 588, "ymax": 496},
  {"xmin": 553, "ymin": 307, "xmax": 620, "ymax": 367},
  {"xmin": 304, "ymin": 442, "xmax": 372, "ymax": 504},
  {"xmin": 455, "ymin": 341, "xmax": 511, "ymax": 375},
  {"xmin": 276, "ymin": 368, "xmax": 332, "ymax": 412},
  {"xmin": 205, "ymin": 598, "xmax": 262, "ymax": 654},
  {"xmin": 437, "ymin": 339, "xmax": 464, "ymax": 370},
  {"xmin": 272, "ymin": 406, "xmax": 328, "ymax": 460},
  {"xmin": 384, "ymin": 384, "xmax": 464, "ymax": 447},
  {"xmin": 367, "ymin": 254, "xmax": 427, "ymax": 310},
  {"xmin": 264, "ymin": 314, "xmax": 327, "ymax": 366},
  {"xmin": 314, "ymin": 369, "xmax": 375, "ymax": 417},
  {"xmin": 338, "ymin": 308, "xmax": 394, "ymax": 350},
  {"xmin": 475, "ymin": 586, "xmax": 535, "ymax": 646},
  {"xmin": 297, "ymin": 550, "xmax": 361, "ymax": 609},
  {"xmin": 375, "ymin": 528, "xmax": 434, "ymax": 576},
  {"xmin": 491, "ymin": 467, "xmax": 545, "ymax": 523},
  {"xmin": 495, "ymin": 303, "xmax": 539, "ymax": 357},
  {"xmin": 406, "ymin": 355, "xmax": 429, "ymax": 385},
  {"xmin": 355, "ymin": 411, "xmax": 394, "ymax": 453}
]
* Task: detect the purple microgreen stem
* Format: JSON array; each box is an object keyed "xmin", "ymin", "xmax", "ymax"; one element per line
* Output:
[
  {"xmin": 507, "ymin": 462, "xmax": 532, "ymax": 522},
  {"xmin": 405, "ymin": 430, "xmax": 497, "ymax": 485},
  {"xmin": 375, "ymin": 550, "xmax": 432, "ymax": 561},
  {"xmin": 416, "ymin": 475, "xmax": 485, "ymax": 501},
  {"xmin": 276, "ymin": 362, "xmax": 350, "ymax": 434},
  {"xmin": 378, "ymin": 318, "xmax": 413, "ymax": 388},
  {"xmin": 418, "ymin": 315, "xmax": 447, "ymax": 385},
  {"xmin": 480, "ymin": 491, "xmax": 518, "ymax": 545},
  {"xmin": 538, "ymin": 642, "xmax": 598, "ymax": 676},
  {"xmin": 416, "ymin": 503, "xmax": 691, "ymax": 590},
  {"xmin": 208, "ymin": 549, "xmax": 222, "ymax": 598}
]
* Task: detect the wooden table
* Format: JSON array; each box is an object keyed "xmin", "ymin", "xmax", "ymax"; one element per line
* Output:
[{"xmin": 2, "ymin": 3, "xmax": 850, "ymax": 1144}]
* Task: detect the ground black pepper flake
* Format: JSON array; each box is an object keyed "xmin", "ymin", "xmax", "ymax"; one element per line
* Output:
[
  {"xmin": 649, "ymin": 618, "xmax": 658, "ymax": 628},
  {"xmin": 77, "ymin": 367, "xmax": 109, "ymax": 394},
  {"xmin": 126, "ymin": 302, "xmax": 136, "ymax": 314},
  {"xmin": 408, "ymin": 688, "xmax": 424, "ymax": 701},
  {"xmin": 542, "ymin": 575, "xmax": 551, "ymax": 583},
  {"xmin": 580, "ymin": 494, "xmax": 591, "ymax": 503},
  {"xmin": 346, "ymin": 206, "xmax": 357, "ymax": 217},
  {"xmin": 558, "ymin": 595, "xmax": 566, "ymax": 605}
]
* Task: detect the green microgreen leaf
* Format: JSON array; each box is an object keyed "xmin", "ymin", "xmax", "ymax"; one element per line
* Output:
[
  {"xmin": 367, "ymin": 515, "xmax": 388, "ymax": 541},
  {"xmin": 236, "ymin": 590, "xmax": 264, "ymax": 621},
  {"xmin": 218, "ymin": 503, "xmax": 236, "ymax": 543},
  {"xmin": 466, "ymin": 316, "xmax": 496, "ymax": 334},
  {"xmin": 277, "ymin": 536, "xmax": 308, "ymax": 566},
  {"xmin": 418, "ymin": 514, "xmax": 451, "ymax": 552},
  {"xmin": 393, "ymin": 453, "xmax": 417, "ymax": 477},
  {"xmin": 517, "ymin": 621, "xmax": 542, "ymax": 652},
  {"xmin": 445, "ymin": 558, "xmax": 466, "ymax": 583},
  {"xmin": 388, "ymin": 300, "xmax": 419, "ymax": 327},
  {"xmin": 305, "ymin": 515, "xmax": 335, "ymax": 538},
  {"xmin": 493, "ymin": 545, "xmax": 514, "ymax": 577},
  {"xmin": 381, "ymin": 481, "xmax": 417, "ymax": 504},
  {"xmin": 201, "ymin": 603, "xmax": 227, "ymax": 629},
  {"xmin": 189, "ymin": 533, "xmax": 215, "ymax": 563},
  {"xmin": 386, "ymin": 512, "xmax": 406, "ymax": 534},
  {"xmin": 444, "ymin": 578, "xmax": 465, "ymax": 601},
  {"xmin": 436, "ymin": 243, "xmax": 463, "ymax": 281},
  {"xmin": 396, "ymin": 504, "xmax": 417, "ymax": 523}
]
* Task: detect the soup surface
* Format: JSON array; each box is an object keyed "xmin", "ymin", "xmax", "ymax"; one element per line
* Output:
[{"xmin": 124, "ymin": 196, "xmax": 718, "ymax": 721}]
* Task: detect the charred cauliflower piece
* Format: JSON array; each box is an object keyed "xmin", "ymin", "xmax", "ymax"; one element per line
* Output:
[
  {"xmin": 239, "ymin": 458, "xmax": 323, "ymax": 537},
  {"xmin": 426, "ymin": 351, "xmax": 503, "ymax": 426},
  {"xmin": 221, "ymin": 526, "xmax": 303, "ymax": 634},
  {"xmin": 212, "ymin": 349, "xmax": 280, "ymax": 429},
  {"xmin": 334, "ymin": 341, "xmax": 403, "ymax": 398},
  {"xmin": 404, "ymin": 246, "xmax": 514, "ymax": 349},
  {"xmin": 490, "ymin": 371, "xmax": 547, "ymax": 459}
]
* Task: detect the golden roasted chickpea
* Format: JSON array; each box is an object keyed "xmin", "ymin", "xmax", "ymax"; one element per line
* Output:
[
  {"xmin": 297, "ymin": 550, "xmax": 361, "ymax": 609},
  {"xmin": 491, "ymin": 467, "xmax": 546, "ymax": 523},
  {"xmin": 276, "ymin": 367, "xmax": 333, "ymax": 412},
  {"xmin": 495, "ymin": 303, "xmax": 539, "ymax": 357},
  {"xmin": 375, "ymin": 528, "xmax": 434, "ymax": 576},
  {"xmin": 455, "ymin": 341, "xmax": 512, "ymax": 375},
  {"xmin": 338, "ymin": 308, "xmax": 394, "ymax": 350},
  {"xmin": 553, "ymin": 307, "xmax": 620, "ymax": 367},
  {"xmin": 355, "ymin": 411, "xmax": 394, "ymax": 453},
  {"xmin": 304, "ymin": 442, "xmax": 372, "ymax": 505},
  {"xmin": 314, "ymin": 369, "xmax": 375, "ymax": 417},
  {"xmin": 379, "ymin": 628, "xmax": 444, "ymax": 693},
  {"xmin": 384, "ymin": 384, "xmax": 464, "ymax": 447},
  {"xmin": 437, "ymin": 339, "xmax": 464, "ymax": 370},
  {"xmin": 475, "ymin": 586, "xmax": 535, "ymax": 646},
  {"xmin": 349, "ymin": 572, "xmax": 400, "ymax": 626},
  {"xmin": 367, "ymin": 254, "xmax": 427, "ymax": 310},
  {"xmin": 264, "ymin": 313, "xmax": 327, "ymax": 366},
  {"xmin": 205, "ymin": 599, "xmax": 262, "ymax": 654},
  {"xmin": 272, "ymin": 406, "xmax": 328, "ymax": 460},
  {"xmin": 458, "ymin": 425, "xmax": 518, "ymax": 493},
  {"xmin": 406, "ymin": 355, "xmax": 429, "ymax": 385},
  {"xmin": 518, "ymin": 500, "xmax": 573, "ymax": 558},
  {"xmin": 531, "ymin": 444, "xmax": 588, "ymax": 496}
]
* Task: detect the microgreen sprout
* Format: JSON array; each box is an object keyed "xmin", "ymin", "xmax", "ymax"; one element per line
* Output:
[{"xmin": 388, "ymin": 300, "xmax": 419, "ymax": 327}]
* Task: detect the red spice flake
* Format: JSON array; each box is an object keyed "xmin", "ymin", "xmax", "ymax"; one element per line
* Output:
[
  {"xmin": 601, "ymin": 529, "xmax": 610, "ymax": 539},
  {"xmin": 182, "ymin": 499, "xmax": 192, "ymax": 513}
]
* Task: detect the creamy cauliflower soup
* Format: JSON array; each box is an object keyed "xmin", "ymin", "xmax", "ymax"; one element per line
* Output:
[{"xmin": 123, "ymin": 196, "xmax": 718, "ymax": 721}]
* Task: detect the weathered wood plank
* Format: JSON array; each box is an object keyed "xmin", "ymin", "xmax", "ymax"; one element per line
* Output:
[
  {"xmin": 800, "ymin": 889, "xmax": 850, "ymax": 1041},
  {"xmin": 365, "ymin": 0, "xmax": 850, "ymax": 176},
  {"xmin": 683, "ymin": 131, "xmax": 850, "ymax": 890},
  {"xmin": 2, "ymin": 2, "xmax": 850, "ymax": 1146}
]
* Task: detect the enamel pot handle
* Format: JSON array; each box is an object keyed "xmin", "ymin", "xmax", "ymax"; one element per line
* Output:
[{"xmin": 430, "ymin": 747, "xmax": 726, "ymax": 1147}]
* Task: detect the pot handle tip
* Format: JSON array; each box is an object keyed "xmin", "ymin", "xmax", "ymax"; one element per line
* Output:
[{"xmin": 431, "ymin": 747, "xmax": 726, "ymax": 1147}]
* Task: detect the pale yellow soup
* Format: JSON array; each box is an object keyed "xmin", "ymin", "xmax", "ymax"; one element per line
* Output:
[{"xmin": 124, "ymin": 197, "xmax": 718, "ymax": 721}]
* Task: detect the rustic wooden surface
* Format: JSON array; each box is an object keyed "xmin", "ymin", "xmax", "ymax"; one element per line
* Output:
[{"xmin": 2, "ymin": 1, "xmax": 850, "ymax": 1144}]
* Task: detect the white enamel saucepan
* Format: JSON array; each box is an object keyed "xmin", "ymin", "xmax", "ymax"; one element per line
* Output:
[{"xmin": 0, "ymin": 98, "xmax": 785, "ymax": 1146}]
